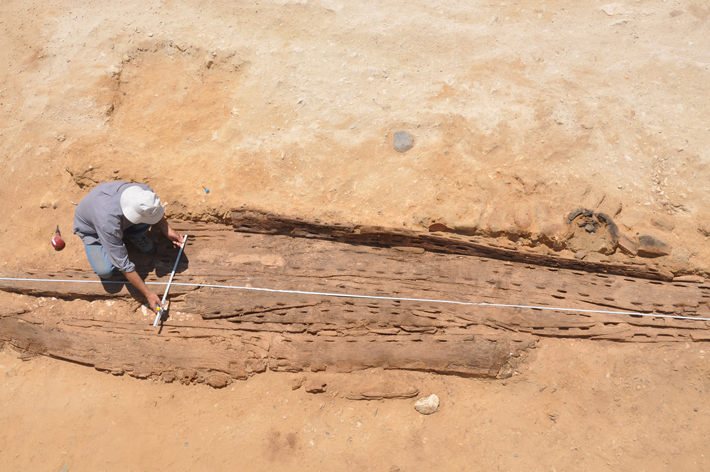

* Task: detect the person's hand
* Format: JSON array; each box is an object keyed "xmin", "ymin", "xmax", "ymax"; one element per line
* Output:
[
  {"xmin": 166, "ymin": 228, "xmax": 184, "ymax": 248},
  {"xmin": 146, "ymin": 292, "xmax": 164, "ymax": 314}
]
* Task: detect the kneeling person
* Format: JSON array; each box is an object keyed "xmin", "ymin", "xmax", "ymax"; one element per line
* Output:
[{"xmin": 73, "ymin": 181, "xmax": 183, "ymax": 313}]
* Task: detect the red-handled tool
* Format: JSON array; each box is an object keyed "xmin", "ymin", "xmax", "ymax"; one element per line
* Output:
[{"xmin": 51, "ymin": 225, "xmax": 65, "ymax": 250}]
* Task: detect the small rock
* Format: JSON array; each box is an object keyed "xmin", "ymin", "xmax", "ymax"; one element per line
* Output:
[
  {"xmin": 205, "ymin": 56, "xmax": 214, "ymax": 69},
  {"xmin": 291, "ymin": 376, "xmax": 306, "ymax": 390},
  {"xmin": 304, "ymin": 379, "xmax": 327, "ymax": 393},
  {"xmin": 617, "ymin": 233, "xmax": 638, "ymax": 256},
  {"xmin": 637, "ymin": 234, "xmax": 671, "ymax": 258},
  {"xmin": 414, "ymin": 394, "xmax": 440, "ymax": 415},
  {"xmin": 574, "ymin": 250, "xmax": 586, "ymax": 260},
  {"xmin": 393, "ymin": 131, "xmax": 414, "ymax": 153},
  {"xmin": 205, "ymin": 372, "xmax": 231, "ymax": 388}
]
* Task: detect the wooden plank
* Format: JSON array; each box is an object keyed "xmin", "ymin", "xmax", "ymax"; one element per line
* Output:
[
  {"xmin": 1, "ymin": 218, "xmax": 710, "ymax": 388},
  {"xmin": 0, "ymin": 313, "xmax": 530, "ymax": 383},
  {"xmin": 231, "ymin": 209, "xmax": 676, "ymax": 280}
]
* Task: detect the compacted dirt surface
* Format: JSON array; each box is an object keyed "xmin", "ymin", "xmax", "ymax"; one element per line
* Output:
[
  {"xmin": 2, "ymin": 340, "xmax": 710, "ymax": 471},
  {"xmin": 1, "ymin": 0, "xmax": 710, "ymax": 470}
]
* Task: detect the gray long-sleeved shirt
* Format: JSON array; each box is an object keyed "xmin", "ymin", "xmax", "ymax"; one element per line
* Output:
[{"xmin": 73, "ymin": 181, "xmax": 153, "ymax": 273}]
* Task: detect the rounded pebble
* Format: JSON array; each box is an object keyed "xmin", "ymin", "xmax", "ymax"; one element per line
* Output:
[
  {"xmin": 393, "ymin": 131, "xmax": 414, "ymax": 153},
  {"xmin": 414, "ymin": 394, "xmax": 440, "ymax": 415}
]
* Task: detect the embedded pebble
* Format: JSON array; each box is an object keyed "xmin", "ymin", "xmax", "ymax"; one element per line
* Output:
[
  {"xmin": 414, "ymin": 394, "xmax": 440, "ymax": 415},
  {"xmin": 393, "ymin": 131, "xmax": 414, "ymax": 153}
]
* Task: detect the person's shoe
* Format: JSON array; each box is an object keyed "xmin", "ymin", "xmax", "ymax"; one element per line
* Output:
[{"xmin": 129, "ymin": 235, "xmax": 157, "ymax": 254}]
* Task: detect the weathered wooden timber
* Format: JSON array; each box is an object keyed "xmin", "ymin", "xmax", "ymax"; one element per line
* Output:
[
  {"xmin": 231, "ymin": 209, "xmax": 674, "ymax": 280},
  {"xmin": 1, "ymin": 217, "xmax": 709, "ymax": 387}
]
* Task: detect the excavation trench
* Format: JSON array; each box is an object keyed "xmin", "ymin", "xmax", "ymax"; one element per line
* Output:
[{"xmin": 1, "ymin": 211, "xmax": 709, "ymax": 388}]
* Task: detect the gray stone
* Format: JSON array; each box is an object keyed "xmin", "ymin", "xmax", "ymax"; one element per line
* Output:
[
  {"xmin": 637, "ymin": 234, "xmax": 671, "ymax": 258},
  {"xmin": 414, "ymin": 394, "xmax": 440, "ymax": 415},
  {"xmin": 393, "ymin": 131, "xmax": 414, "ymax": 153}
]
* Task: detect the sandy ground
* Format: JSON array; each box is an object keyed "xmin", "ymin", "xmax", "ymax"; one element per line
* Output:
[
  {"xmin": 2, "ymin": 0, "xmax": 710, "ymax": 469},
  {"xmin": 2, "ymin": 0, "xmax": 710, "ymax": 274},
  {"xmin": 2, "ymin": 339, "xmax": 710, "ymax": 471}
]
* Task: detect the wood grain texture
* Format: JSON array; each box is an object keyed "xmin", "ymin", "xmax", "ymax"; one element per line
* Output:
[{"xmin": 1, "ymin": 218, "xmax": 709, "ymax": 387}]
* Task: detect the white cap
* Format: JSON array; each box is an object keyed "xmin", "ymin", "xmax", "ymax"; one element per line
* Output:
[{"xmin": 120, "ymin": 186, "xmax": 165, "ymax": 225}]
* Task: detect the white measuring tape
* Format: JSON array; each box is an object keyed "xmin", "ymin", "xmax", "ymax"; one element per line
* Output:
[{"xmin": 1, "ymin": 276, "xmax": 709, "ymax": 322}]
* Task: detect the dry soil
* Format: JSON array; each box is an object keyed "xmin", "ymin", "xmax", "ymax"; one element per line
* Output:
[{"xmin": 1, "ymin": 0, "xmax": 710, "ymax": 470}]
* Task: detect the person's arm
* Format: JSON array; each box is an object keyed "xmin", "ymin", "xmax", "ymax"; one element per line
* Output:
[
  {"xmin": 155, "ymin": 216, "xmax": 183, "ymax": 247},
  {"xmin": 124, "ymin": 270, "xmax": 163, "ymax": 313}
]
